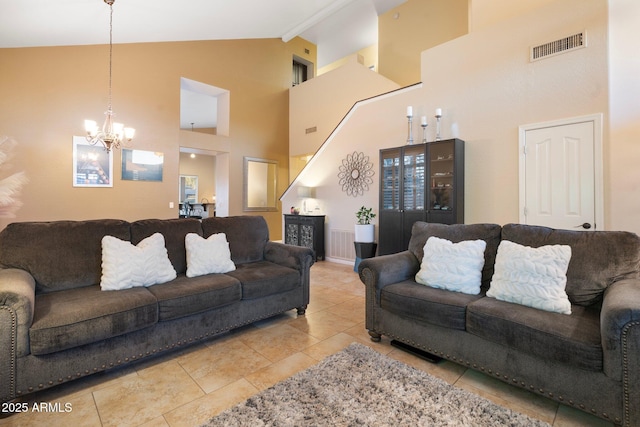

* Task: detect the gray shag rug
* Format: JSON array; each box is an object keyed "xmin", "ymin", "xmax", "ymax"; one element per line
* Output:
[{"xmin": 203, "ymin": 343, "xmax": 550, "ymax": 427}]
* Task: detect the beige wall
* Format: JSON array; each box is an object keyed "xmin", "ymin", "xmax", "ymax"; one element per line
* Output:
[
  {"xmin": 283, "ymin": 85, "xmax": 422, "ymax": 255},
  {"xmin": 0, "ymin": 37, "xmax": 317, "ymax": 236},
  {"xmin": 608, "ymin": 0, "xmax": 640, "ymax": 233},
  {"xmin": 378, "ymin": 0, "xmax": 468, "ymax": 86},
  {"xmin": 421, "ymin": 0, "xmax": 610, "ymax": 228},
  {"xmin": 283, "ymin": 0, "xmax": 638, "ymax": 263},
  {"xmin": 469, "ymin": 0, "xmax": 557, "ymax": 32},
  {"xmin": 318, "ymin": 44, "xmax": 378, "ymax": 76},
  {"xmin": 289, "ymin": 57, "xmax": 399, "ymax": 170}
]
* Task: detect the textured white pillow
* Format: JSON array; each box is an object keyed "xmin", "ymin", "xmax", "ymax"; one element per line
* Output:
[
  {"xmin": 415, "ymin": 236, "xmax": 487, "ymax": 295},
  {"xmin": 487, "ymin": 240, "xmax": 572, "ymax": 314},
  {"xmin": 185, "ymin": 233, "xmax": 236, "ymax": 277},
  {"xmin": 100, "ymin": 233, "xmax": 177, "ymax": 291}
]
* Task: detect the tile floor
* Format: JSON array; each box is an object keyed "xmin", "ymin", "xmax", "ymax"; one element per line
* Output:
[{"xmin": 0, "ymin": 261, "xmax": 613, "ymax": 427}]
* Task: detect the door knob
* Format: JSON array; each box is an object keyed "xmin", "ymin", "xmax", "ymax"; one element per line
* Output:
[{"xmin": 577, "ymin": 223, "xmax": 592, "ymax": 230}]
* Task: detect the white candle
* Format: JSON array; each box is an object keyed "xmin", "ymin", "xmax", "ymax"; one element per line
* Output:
[
  {"xmin": 421, "ymin": 116, "xmax": 427, "ymax": 126},
  {"xmin": 435, "ymin": 108, "xmax": 442, "ymax": 117},
  {"xmin": 407, "ymin": 106, "xmax": 413, "ymax": 117}
]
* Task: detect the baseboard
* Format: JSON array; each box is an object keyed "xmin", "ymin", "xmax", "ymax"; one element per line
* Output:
[{"xmin": 324, "ymin": 257, "xmax": 354, "ymax": 266}]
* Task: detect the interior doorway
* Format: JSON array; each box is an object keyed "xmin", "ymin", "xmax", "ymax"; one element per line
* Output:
[
  {"xmin": 292, "ymin": 55, "xmax": 314, "ymax": 87},
  {"xmin": 178, "ymin": 147, "xmax": 229, "ymax": 218},
  {"xmin": 518, "ymin": 114, "xmax": 603, "ymax": 230},
  {"xmin": 178, "ymin": 77, "xmax": 230, "ymax": 218}
]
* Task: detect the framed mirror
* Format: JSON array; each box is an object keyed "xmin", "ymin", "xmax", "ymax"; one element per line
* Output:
[{"xmin": 243, "ymin": 157, "xmax": 278, "ymax": 211}]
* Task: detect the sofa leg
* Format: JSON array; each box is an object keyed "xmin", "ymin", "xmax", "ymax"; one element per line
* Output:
[
  {"xmin": 296, "ymin": 306, "xmax": 307, "ymax": 315},
  {"xmin": 368, "ymin": 330, "xmax": 381, "ymax": 342}
]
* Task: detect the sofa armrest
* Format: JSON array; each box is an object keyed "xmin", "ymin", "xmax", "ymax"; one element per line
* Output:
[
  {"xmin": 264, "ymin": 241, "xmax": 315, "ymax": 271},
  {"xmin": 601, "ymin": 278, "xmax": 640, "ymax": 385},
  {"xmin": 0, "ymin": 268, "xmax": 36, "ymax": 402},
  {"xmin": 358, "ymin": 251, "xmax": 420, "ymax": 301},
  {"xmin": 358, "ymin": 251, "xmax": 419, "ymax": 339},
  {"xmin": 264, "ymin": 242, "xmax": 314, "ymax": 313}
]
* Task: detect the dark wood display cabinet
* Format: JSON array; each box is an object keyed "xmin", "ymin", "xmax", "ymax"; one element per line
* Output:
[
  {"xmin": 284, "ymin": 214, "xmax": 325, "ymax": 261},
  {"xmin": 378, "ymin": 139, "xmax": 464, "ymax": 255}
]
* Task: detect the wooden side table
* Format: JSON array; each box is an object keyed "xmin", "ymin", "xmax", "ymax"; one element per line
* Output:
[{"xmin": 354, "ymin": 242, "xmax": 377, "ymax": 271}]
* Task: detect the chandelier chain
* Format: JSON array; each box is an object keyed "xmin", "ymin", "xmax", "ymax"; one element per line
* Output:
[
  {"xmin": 84, "ymin": 0, "xmax": 135, "ymax": 152},
  {"xmin": 108, "ymin": 1, "xmax": 113, "ymax": 112}
]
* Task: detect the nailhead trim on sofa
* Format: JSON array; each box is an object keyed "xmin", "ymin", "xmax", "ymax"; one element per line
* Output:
[
  {"xmin": 0, "ymin": 306, "xmax": 16, "ymax": 402},
  {"xmin": 379, "ymin": 329, "xmax": 620, "ymax": 424},
  {"xmin": 621, "ymin": 321, "xmax": 640, "ymax": 427},
  {"xmin": 15, "ymin": 306, "xmax": 296, "ymax": 396}
]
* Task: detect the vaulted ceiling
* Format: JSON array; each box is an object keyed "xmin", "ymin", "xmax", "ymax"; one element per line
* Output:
[
  {"xmin": 0, "ymin": 0, "xmax": 405, "ymax": 67},
  {"xmin": 1, "ymin": 0, "xmax": 406, "ymax": 130}
]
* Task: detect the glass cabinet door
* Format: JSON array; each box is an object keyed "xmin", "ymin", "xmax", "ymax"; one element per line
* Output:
[
  {"xmin": 403, "ymin": 145, "xmax": 426, "ymax": 211},
  {"xmin": 381, "ymin": 149, "xmax": 401, "ymax": 211},
  {"xmin": 380, "ymin": 139, "xmax": 463, "ymax": 254},
  {"xmin": 429, "ymin": 141, "xmax": 455, "ymax": 212}
]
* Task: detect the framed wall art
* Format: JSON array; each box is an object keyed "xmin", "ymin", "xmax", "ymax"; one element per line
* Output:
[
  {"xmin": 337, "ymin": 151, "xmax": 374, "ymax": 197},
  {"xmin": 121, "ymin": 149, "xmax": 164, "ymax": 182},
  {"xmin": 72, "ymin": 136, "xmax": 113, "ymax": 188}
]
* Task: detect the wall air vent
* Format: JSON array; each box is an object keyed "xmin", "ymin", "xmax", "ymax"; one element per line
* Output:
[{"xmin": 530, "ymin": 31, "xmax": 586, "ymax": 62}]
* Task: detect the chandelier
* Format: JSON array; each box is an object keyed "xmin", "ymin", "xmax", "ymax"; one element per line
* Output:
[{"xmin": 84, "ymin": 0, "xmax": 134, "ymax": 152}]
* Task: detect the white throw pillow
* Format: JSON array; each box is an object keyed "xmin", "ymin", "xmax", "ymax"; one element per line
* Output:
[
  {"xmin": 415, "ymin": 236, "xmax": 487, "ymax": 295},
  {"xmin": 487, "ymin": 240, "xmax": 572, "ymax": 314},
  {"xmin": 100, "ymin": 233, "xmax": 177, "ymax": 291},
  {"xmin": 185, "ymin": 233, "xmax": 236, "ymax": 277}
]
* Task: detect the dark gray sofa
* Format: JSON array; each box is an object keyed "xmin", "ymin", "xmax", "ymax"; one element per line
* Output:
[
  {"xmin": 0, "ymin": 215, "xmax": 313, "ymax": 402},
  {"xmin": 358, "ymin": 222, "xmax": 640, "ymax": 427}
]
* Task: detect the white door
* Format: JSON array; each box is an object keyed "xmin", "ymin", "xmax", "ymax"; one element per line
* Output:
[{"xmin": 519, "ymin": 116, "xmax": 603, "ymax": 230}]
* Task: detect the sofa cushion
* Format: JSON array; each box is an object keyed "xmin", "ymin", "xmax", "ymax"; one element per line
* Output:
[
  {"xmin": 185, "ymin": 233, "xmax": 236, "ymax": 277},
  {"xmin": 380, "ymin": 280, "xmax": 484, "ymax": 330},
  {"xmin": 201, "ymin": 216, "xmax": 268, "ymax": 264},
  {"xmin": 30, "ymin": 285, "xmax": 158, "ymax": 355},
  {"xmin": 408, "ymin": 222, "xmax": 502, "ymax": 292},
  {"xmin": 100, "ymin": 233, "xmax": 177, "ymax": 291},
  {"xmin": 130, "ymin": 218, "xmax": 203, "ymax": 275},
  {"xmin": 502, "ymin": 223, "xmax": 640, "ymax": 306},
  {"xmin": 487, "ymin": 240, "xmax": 572, "ymax": 314},
  {"xmin": 0, "ymin": 219, "xmax": 131, "ymax": 293},
  {"xmin": 467, "ymin": 297, "xmax": 602, "ymax": 371},
  {"xmin": 225, "ymin": 261, "xmax": 299, "ymax": 299},
  {"xmin": 415, "ymin": 237, "xmax": 486, "ymax": 295},
  {"xmin": 146, "ymin": 274, "xmax": 241, "ymax": 321}
]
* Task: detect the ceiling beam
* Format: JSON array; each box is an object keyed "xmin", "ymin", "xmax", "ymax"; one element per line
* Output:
[{"xmin": 281, "ymin": 0, "xmax": 358, "ymax": 42}]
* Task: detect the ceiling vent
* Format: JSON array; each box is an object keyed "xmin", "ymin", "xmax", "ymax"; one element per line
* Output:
[{"xmin": 530, "ymin": 31, "xmax": 586, "ymax": 62}]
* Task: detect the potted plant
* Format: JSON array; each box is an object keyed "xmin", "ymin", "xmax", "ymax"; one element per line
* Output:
[{"xmin": 355, "ymin": 206, "xmax": 376, "ymax": 243}]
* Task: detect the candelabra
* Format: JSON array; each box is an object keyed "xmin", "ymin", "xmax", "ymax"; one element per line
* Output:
[
  {"xmin": 406, "ymin": 106, "xmax": 414, "ymax": 145},
  {"xmin": 435, "ymin": 108, "xmax": 442, "ymax": 141},
  {"xmin": 421, "ymin": 117, "xmax": 428, "ymax": 143}
]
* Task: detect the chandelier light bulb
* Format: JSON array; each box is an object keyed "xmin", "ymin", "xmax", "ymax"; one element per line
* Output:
[
  {"xmin": 112, "ymin": 122, "xmax": 124, "ymax": 135},
  {"xmin": 84, "ymin": 120, "xmax": 98, "ymax": 137}
]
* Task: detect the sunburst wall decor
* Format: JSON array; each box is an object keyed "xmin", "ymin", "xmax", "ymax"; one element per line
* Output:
[{"xmin": 338, "ymin": 151, "xmax": 374, "ymax": 197}]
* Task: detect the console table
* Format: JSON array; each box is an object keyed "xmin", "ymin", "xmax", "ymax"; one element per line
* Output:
[{"xmin": 284, "ymin": 214, "xmax": 325, "ymax": 261}]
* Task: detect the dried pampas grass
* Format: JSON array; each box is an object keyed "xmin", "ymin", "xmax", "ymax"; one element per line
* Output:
[{"xmin": 0, "ymin": 136, "xmax": 28, "ymax": 218}]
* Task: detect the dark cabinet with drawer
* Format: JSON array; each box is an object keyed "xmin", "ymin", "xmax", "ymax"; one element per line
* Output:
[{"xmin": 284, "ymin": 214, "xmax": 325, "ymax": 261}]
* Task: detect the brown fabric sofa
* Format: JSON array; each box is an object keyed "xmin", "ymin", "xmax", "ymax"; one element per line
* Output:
[
  {"xmin": 359, "ymin": 222, "xmax": 640, "ymax": 426},
  {"xmin": 0, "ymin": 216, "xmax": 313, "ymax": 402}
]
